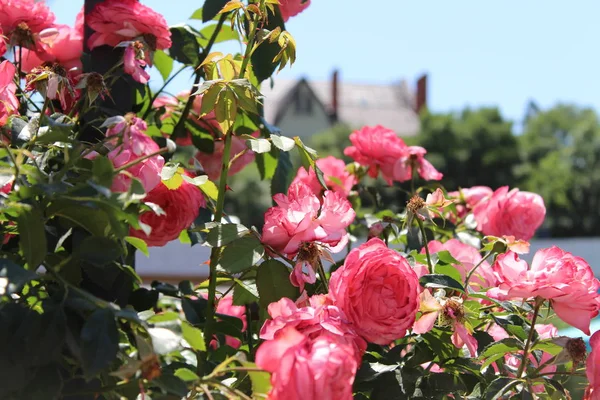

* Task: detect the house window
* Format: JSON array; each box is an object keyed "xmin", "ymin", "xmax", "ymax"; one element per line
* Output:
[{"xmin": 294, "ymin": 86, "xmax": 313, "ymax": 115}]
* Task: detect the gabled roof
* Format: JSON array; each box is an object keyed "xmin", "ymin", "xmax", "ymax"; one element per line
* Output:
[{"xmin": 260, "ymin": 78, "xmax": 421, "ymax": 136}]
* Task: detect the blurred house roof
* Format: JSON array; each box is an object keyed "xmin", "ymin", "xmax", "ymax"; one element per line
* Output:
[{"xmin": 260, "ymin": 77, "xmax": 421, "ymax": 136}]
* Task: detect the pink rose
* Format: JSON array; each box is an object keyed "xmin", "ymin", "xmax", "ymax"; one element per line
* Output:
[
  {"xmin": 329, "ymin": 238, "xmax": 420, "ymax": 345},
  {"xmin": 104, "ymin": 116, "xmax": 165, "ymax": 193},
  {"xmin": 0, "ymin": 0, "xmax": 55, "ymax": 49},
  {"xmin": 262, "ymin": 182, "xmax": 355, "ymax": 257},
  {"xmin": 129, "ymin": 178, "xmax": 206, "ymax": 247},
  {"xmin": 20, "ymin": 11, "xmax": 83, "ymax": 76},
  {"xmin": 448, "ymin": 186, "xmax": 493, "ymax": 220},
  {"xmin": 424, "ymin": 239, "xmax": 497, "ymax": 291},
  {"xmin": 291, "ymin": 156, "xmax": 356, "ymax": 197},
  {"xmin": 413, "ymin": 291, "xmax": 478, "ymax": 356},
  {"xmin": 393, "ymin": 145, "xmax": 443, "ymax": 182},
  {"xmin": 123, "ymin": 42, "xmax": 150, "ymax": 84},
  {"xmin": 260, "ymin": 295, "xmax": 366, "ymax": 361},
  {"xmin": 0, "ymin": 61, "xmax": 18, "ymax": 126},
  {"xmin": 344, "ymin": 125, "xmax": 407, "ymax": 185},
  {"xmin": 586, "ymin": 331, "xmax": 600, "ymax": 400},
  {"xmin": 279, "ymin": 0, "xmax": 311, "ymax": 22},
  {"xmin": 487, "ymin": 247, "xmax": 600, "ymax": 334},
  {"xmin": 473, "ymin": 186, "xmax": 546, "ymax": 240},
  {"xmin": 86, "ymin": 0, "xmax": 171, "ymax": 51},
  {"xmin": 0, "ymin": 28, "xmax": 6, "ymax": 56},
  {"xmin": 201, "ymin": 294, "xmax": 247, "ymax": 349},
  {"xmin": 256, "ymin": 327, "xmax": 358, "ymax": 400}
]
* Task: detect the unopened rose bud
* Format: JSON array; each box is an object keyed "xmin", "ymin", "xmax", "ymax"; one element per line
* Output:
[{"xmin": 368, "ymin": 222, "xmax": 385, "ymax": 239}]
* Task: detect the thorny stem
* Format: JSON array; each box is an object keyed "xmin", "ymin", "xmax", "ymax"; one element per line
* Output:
[
  {"xmin": 464, "ymin": 249, "xmax": 494, "ymax": 288},
  {"xmin": 517, "ymin": 298, "xmax": 543, "ymax": 379},
  {"xmin": 417, "ymin": 217, "xmax": 434, "ymax": 274},
  {"xmin": 205, "ymin": 11, "xmax": 262, "ymax": 353},
  {"xmin": 33, "ymin": 97, "xmax": 50, "ymax": 144},
  {"xmin": 205, "ymin": 132, "xmax": 233, "ymax": 350}
]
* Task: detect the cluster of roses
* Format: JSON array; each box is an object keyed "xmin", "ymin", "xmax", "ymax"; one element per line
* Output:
[{"xmin": 242, "ymin": 124, "xmax": 600, "ymax": 399}]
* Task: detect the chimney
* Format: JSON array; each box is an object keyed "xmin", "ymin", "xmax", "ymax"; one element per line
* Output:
[
  {"xmin": 331, "ymin": 69, "xmax": 339, "ymax": 121},
  {"xmin": 415, "ymin": 74, "xmax": 427, "ymax": 113}
]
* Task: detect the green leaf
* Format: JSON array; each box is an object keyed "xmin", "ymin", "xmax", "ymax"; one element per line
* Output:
[
  {"xmin": 154, "ymin": 49, "xmax": 174, "ymax": 81},
  {"xmin": 202, "ymin": 0, "xmax": 230, "ymax": 22},
  {"xmin": 190, "ymin": 7, "xmax": 203, "ymax": 20},
  {"xmin": 217, "ymin": 236, "xmax": 264, "ymax": 273},
  {"xmin": 81, "ymin": 309, "xmax": 119, "ymax": 379},
  {"xmin": 125, "ymin": 236, "xmax": 149, "ymax": 257},
  {"xmin": 215, "ymin": 87, "xmax": 237, "ymax": 133},
  {"xmin": 484, "ymin": 377, "xmax": 520, "ymax": 400},
  {"xmin": 271, "ymin": 134, "xmax": 295, "ymax": 151},
  {"xmin": 433, "ymin": 263, "xmax": 463, "ymax": 286},
  {"xmin": 147, "ymin": 311, "xmax": 180, "ymax": 323},
  {"xmin": 436, "ymin": 250, "xmax": 460, "ymax": 265},
  {"xmin": 271, "ymin": 150, "xmax": 294, "ymax": 197},
  {"xmin": 48, "ymin": 199, "xmax": 112, "ymax": 237},
  {"xmin": 0, "ymin": 259, "xmax": 37, "ymax": 294},
  {"xmin": 419, "ymin": 274, "xmax": 465, "ymax": 293},
  {"xmin": 186, "ymin": 119, "xmax": 215, "ymax": 154},
  {"xmin": 154, "ymin": 374, "xmax": 189, "ymax": 397},
  {"xmin": 256, "ymin": 148, "xmax": 278, "ymax": 180},
  {"xmin": 182, "ymin": 321, "xmax": 206, "ymax": 351},
  {"xmin": 199, "ymin": 179, "xmax": 219, "ymax": 201},
  {"xmin": 169, "ymin": 25, "xmax": 200, "ymax": 65},
  {"xmin": 480, "ymin": 338, "xmax": 523, "ymax": 369},
  {"xmin": 74, "ymin": 237, "xmax": 123, "ymax": 266},
  {"xmin": 246, "ymin": 138, "xmax": 272, "ymax": 154},
  {"xmin": 251, "ymin": 8, "xmax": 286, "ymax": 82},
  {"xmin": 232, "ymin": 279, "xmax": 259, "ymax": 305},
  {"xmin": 92, "ymin": 155, "xmax": 114, "ymax": 188},
  {"xmin": 148, "ymin": 327, "xmax": 182, "ymax": 355},
  {"xmin": 17, "ymin": 206, "xmax": 47, "ymax": 268},
  {"xmin": 199, "ymin": 23, "xmax": 240, "ymax": 45},
  {"xmin": 241, "ymin": 361, "xmax": 271, "ymax": 396},
  {"xmin": 206, "ymin": 223, "xmax": 250, "ymax": 247},
  {"xmin": 174, "ymin": 368, "xmax": 200, "ymax": 382},
  {"xmin": 256, "ymin": 259, "xmax": 298, "ymax": 309}
]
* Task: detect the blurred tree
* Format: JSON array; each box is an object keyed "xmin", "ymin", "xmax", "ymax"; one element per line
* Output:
[
  {"xmin": 309, "ymin": 123, "xmax": 353, "ymax": 161},
  {"xmin": 411, "ymin": 107, "xmax": 519, "ymax": 191},
  {"xmin": 518, "ymin": 104, "xmax": 600, "ymax": 236}
]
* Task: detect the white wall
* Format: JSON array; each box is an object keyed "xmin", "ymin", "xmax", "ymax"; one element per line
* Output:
[{"xmin": 136, "ymin": 237, "xmax": 600, "ymax": 283}]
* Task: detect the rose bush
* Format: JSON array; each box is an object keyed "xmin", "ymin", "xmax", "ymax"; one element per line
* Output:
[{"xmin": 0, "ymin": 0, "xmax": 596, "ymax": 399}]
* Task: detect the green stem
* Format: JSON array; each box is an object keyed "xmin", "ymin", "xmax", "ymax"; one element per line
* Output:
[
  {"xmin": 245, "ymin": 305, "xmax": 254, "ymax": 358},
  {"xmin": 172, "ymin": 14, "xmax": 227, "ymax": 140},
  {"xmin": 317, "ymin": 259, "xmax": 329, "ymax": 293},
  {"xmin": 417, "ymin": 217, "xmax": 434, "ymax": 274},
  {"xmin": 238, "ymin": 14, "xmax": 260, "ymax": 78},
  {"xmin": 464, "ymin": 249, "xmax": 494, "ymax": 288},
  {"xmin": 517, "ymin": 298, "xmax": 543, "ymax": 379},
  {"xmin": 33, "ymin": 96, "xmax": 50, "ymax": 144},
  {"xmin": 142, "ymin": 65, "xmax": 188, "ymax": 120},
  {"xmin": 205, "ymin": 133, "xmax": 233, "ymax": 350},
  {"xmin": 2, "ymin": 144, "xmax": 21, "ymax": 191},
  {"xmin": 204, "ymin": 11, "xmax": 262, "ymax": 353}
]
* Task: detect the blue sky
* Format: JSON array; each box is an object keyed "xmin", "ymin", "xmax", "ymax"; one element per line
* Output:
[{"xmin": 51, "ymin": 0, "xmax": 600, "ymax": 123}]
